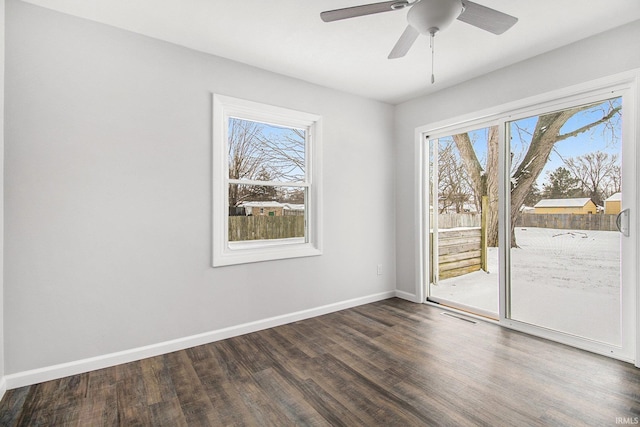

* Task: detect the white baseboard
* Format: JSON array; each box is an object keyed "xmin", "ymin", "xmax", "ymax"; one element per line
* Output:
[
  {"xmin": 4, "ymin": 290, "xmax": 396, "ymax": 390},
  {"xmin": 0, "ymin": 376, "xmax": 6, "ymax": 402},
  {"xmin": 395, "ymin": 289, "xmax": 421, "ymax": 303}
]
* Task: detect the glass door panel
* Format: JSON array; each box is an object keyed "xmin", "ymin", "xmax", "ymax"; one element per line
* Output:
[
  {"xmin": 428, "ymin": 126, "xmax": 500, "ymax": 318},
  {"xmin": 507, "ymin": 97, "xmax": 623, "ymax": 346}
]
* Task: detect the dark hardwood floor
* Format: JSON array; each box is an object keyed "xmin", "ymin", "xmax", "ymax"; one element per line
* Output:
[{"xmin": 1, "ymin": 298, "xmax": 639, "ymax": 426}]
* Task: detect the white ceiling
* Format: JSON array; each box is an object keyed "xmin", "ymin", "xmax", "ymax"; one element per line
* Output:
[{"xmin": 20, "ymin": 0, "xmax": 640, "ymax": 104}]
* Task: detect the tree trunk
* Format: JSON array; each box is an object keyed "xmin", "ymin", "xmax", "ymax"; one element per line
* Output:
[
  {"xmin": 453, "ymin": 127, "xmax": 500, "ymax": 247},
  {"xmin": 484, "ymin": 127, "xmax": 500, "ymax": 247}
]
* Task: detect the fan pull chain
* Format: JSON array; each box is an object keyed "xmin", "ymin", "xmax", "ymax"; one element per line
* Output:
[{"xmin": 430, "ymin": 31, "xmax": 435, "ymax": 84}]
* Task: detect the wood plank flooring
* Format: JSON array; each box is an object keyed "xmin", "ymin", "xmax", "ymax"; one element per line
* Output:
[{"xmin": 1, "ymin": 298, "xmax": 639, "ymax": 426}]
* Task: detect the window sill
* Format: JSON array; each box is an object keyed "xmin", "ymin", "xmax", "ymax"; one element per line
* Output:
[{"xmin": 213, "ymin": 240, "xmax": 321, "ymax": 267}]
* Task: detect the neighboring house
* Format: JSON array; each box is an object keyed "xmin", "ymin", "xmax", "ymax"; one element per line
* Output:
[
  {"xmin": 239, "ymin": 201, "xmax": 285, "ymax": 216},
  {"xmin": 604, "ymin": 192, "xmax": 622, "ymax": 215},
  {"xmin": 238, "ymin": 201, "xmax": 284, "ymax": 216},
  {"xmin": 533, "ymin": 198, "xmax": 598, "ymax": 214},
  {"xmin": 236, "ymin": 201, "xmax": 306, "ymax": 216}
]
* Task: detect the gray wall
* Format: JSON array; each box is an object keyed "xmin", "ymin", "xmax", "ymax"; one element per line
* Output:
[
  {"xmin": 394, "ymin": 20, "xmax": 640, "ymax": 297},
  {"xmin": 0, "ymin": 0, "xmax": 5, "ymax": 388},
  {"xmin": 4, "ymin": 0, "xmax": 396, "ymax": 374}
]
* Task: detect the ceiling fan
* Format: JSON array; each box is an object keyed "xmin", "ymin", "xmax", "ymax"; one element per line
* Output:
[{"xmin": 320, "ymin": 0, "xmax": 518, "ymax": 82}]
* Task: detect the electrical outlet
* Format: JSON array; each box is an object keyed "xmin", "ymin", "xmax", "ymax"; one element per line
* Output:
[{"xmin": 377, "ymin": 264, "xmax": 383, "ymax": 276}]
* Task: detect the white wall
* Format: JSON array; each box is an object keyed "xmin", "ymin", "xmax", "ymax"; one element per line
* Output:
[
  {"xmin": 394, "ymin": 20, "xmax": 640, "ymax": 297},
  {"xmin": 4, "ymin": 0, "xmax": 396, "ymax": 377}
]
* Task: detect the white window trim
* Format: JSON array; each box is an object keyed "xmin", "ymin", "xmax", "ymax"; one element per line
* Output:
[{"xmin": 212, "ymin": 94, "xmax": 323, "ymax": 267}]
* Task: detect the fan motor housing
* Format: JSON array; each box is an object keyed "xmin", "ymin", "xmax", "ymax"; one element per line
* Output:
[{"xmin": 407, "ymin": 0, "xmax": 464, "ymax": 34}]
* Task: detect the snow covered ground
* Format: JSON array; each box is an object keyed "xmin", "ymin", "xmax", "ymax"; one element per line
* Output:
[{"xmin": 430, "ymin": 227, "xmax": 621, "ymax": 345}]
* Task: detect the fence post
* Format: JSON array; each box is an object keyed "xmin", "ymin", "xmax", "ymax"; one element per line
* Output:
[{"xmin": 481, "ymin": 196, "xmax": 488, "ymax": 272}]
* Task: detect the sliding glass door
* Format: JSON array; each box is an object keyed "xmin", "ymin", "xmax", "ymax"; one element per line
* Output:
[
  {"xmin": 423, "ymin": 84, "xmax": 636, "ymax": 362},
  {"xmin": 506, "ymin": 95, "xmax": 634, "ymax": 357},
  {"xmin": 427, "ymin": 125, "xmax": 500, "ymax": 319}
]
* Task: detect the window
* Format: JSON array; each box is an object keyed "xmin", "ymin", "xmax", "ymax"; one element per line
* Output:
[{"xmin": 212, "ymin": 94, "xmax": 322, "ymax": 266}]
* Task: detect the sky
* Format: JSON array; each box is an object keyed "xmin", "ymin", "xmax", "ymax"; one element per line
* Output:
[{"xmin": 228, "ymin": 117, "xmax": 306, "ymax": 182}]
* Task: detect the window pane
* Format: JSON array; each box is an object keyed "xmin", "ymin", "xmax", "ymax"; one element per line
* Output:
[
  {"xmin": 428, "ymin": 126, "xmax": 500, "ymax": 317},
  {"xmin": 228, "ymin": 118, "xmax": 306, "ymax": 183},
  {"xmin": 508, "ymin": 97, "xmax": 622, "ymax": 345},
  {"xmin": 228, "ymin": 184, "xmax": 306, "ymax": 242}
]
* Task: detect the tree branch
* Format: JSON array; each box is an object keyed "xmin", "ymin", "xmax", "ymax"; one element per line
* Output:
[{"xmin": 555, "ymin": 106, "xmax": 621, "ymax": 143}]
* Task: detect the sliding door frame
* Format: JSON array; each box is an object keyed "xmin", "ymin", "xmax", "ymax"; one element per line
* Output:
[
  {"xmin": 415, "ymin": 70, "xmax": 640, "ymax": 366},
  {"xmin": 421, "ymin": 119, "xmax": 500, "ymax": 318}
]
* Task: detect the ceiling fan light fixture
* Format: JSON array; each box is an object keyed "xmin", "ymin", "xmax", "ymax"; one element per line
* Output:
[
  {"xmin": 407, "ymin": 0, "xmax": 464, "ymax": 34},
  {"xmin": 321, "ymin": 0, "xmax": 518, "ymax": 67}
]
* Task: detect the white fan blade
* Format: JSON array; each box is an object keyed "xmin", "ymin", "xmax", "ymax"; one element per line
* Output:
[
  {"xmin": 321, "ymin": 0, "xmax": 409, "ymax": 23},
  {"xmin": 457, "ymin": 1, "xmax": 518, "ymax": 35},
  {"xmin": 388, "ymin": 25, "xmax": 420, "ymax": 59}
]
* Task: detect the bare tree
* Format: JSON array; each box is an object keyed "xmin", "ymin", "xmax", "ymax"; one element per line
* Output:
[
  {"xmin": 608, "ymin": 164, "xmax": 622, "ymax": 196},
  {"xmin": 227, "ymin": 118, "xmax": 306, "ymax": 207},
  {"xmin": 258, "ymin": 128, "xmax": 305, "ymax": 182},
  {"xmin": 228, "ymin": 119, "xmax": 265, "ymax": 207},
  {"xmin": 559, "ymin": 151, "xmax": 620, "ymax": 204},
  {"xmin": 436, "ymin": 139, "xmax": 475, "ymax": 214}
]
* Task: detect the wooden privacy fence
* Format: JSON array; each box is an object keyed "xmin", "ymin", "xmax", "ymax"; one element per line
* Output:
[
  {"xmin": 229, "ymin": 216, "xmax": 305, "ymax": 241},
  {"xmin": 434, "ymin": 213, "xmax": 481, "ymax": 229},
  {"xmin": 430, "ymin": 207, "xmax": 619, "ymax": 283},
  {"xmin": 516, "ymin": 213, "xmax": 618, "ymax": 231}
]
